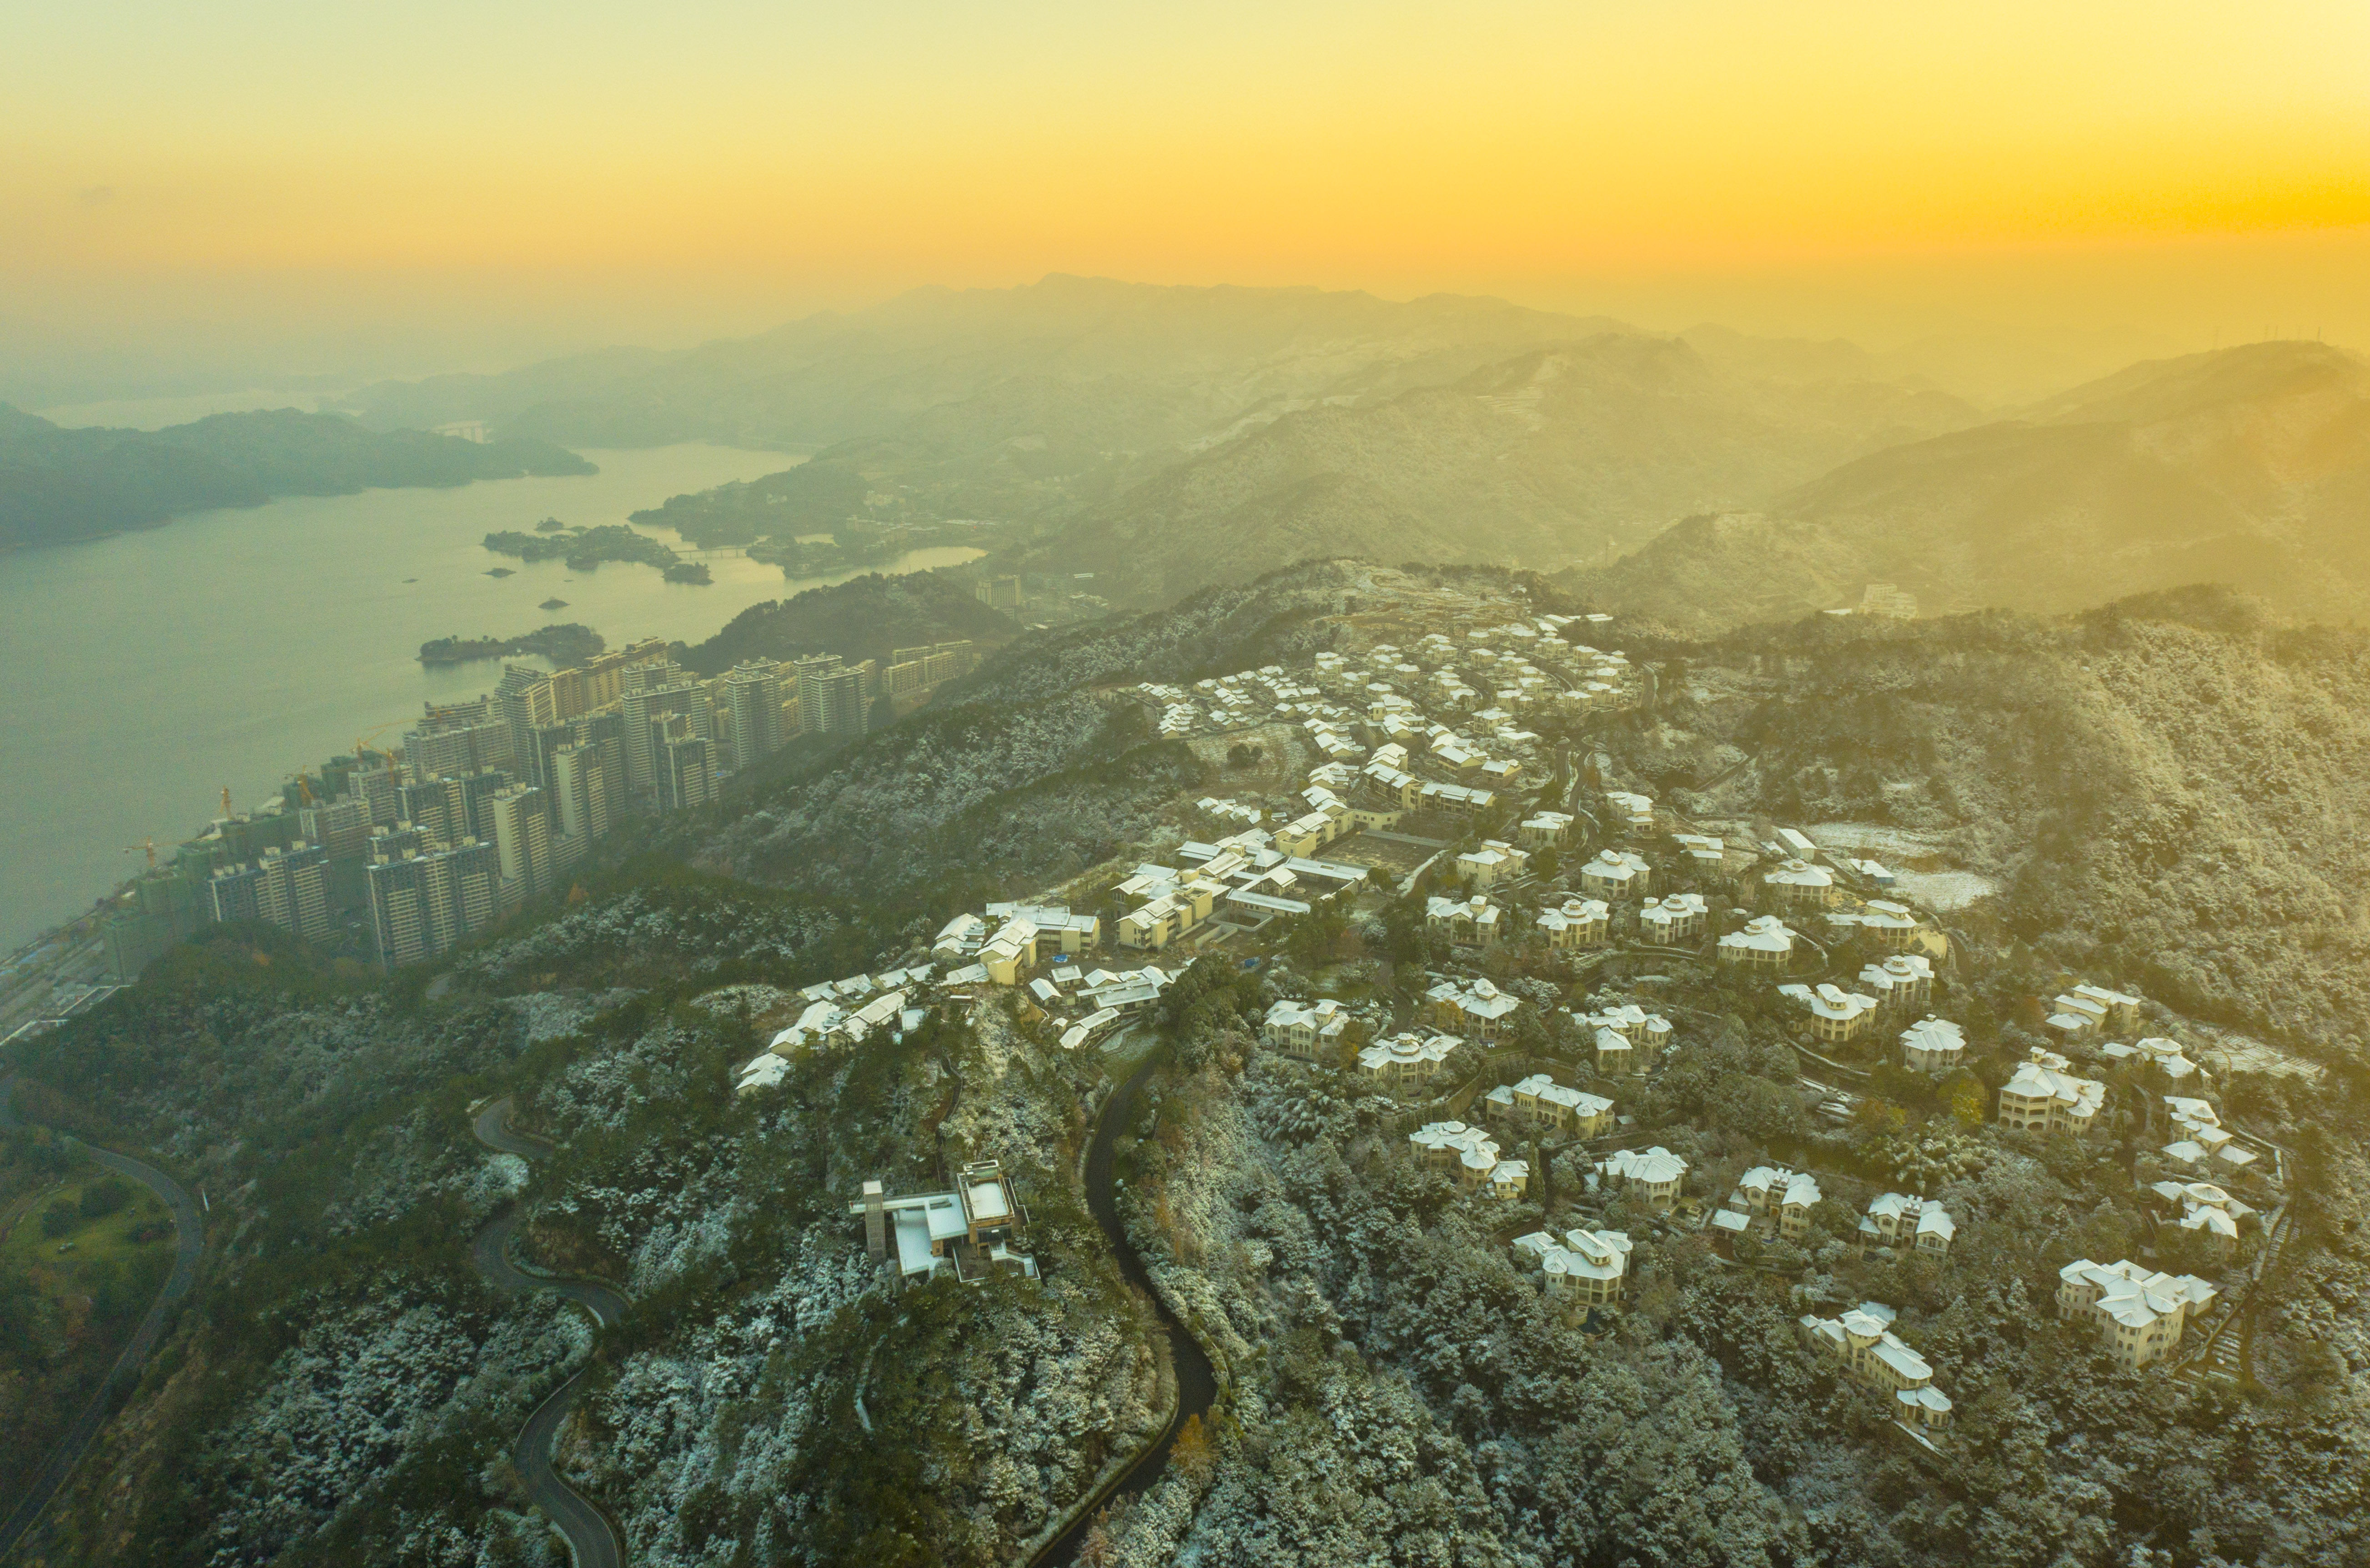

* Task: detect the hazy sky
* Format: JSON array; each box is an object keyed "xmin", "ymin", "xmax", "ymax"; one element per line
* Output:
[{"xmin": 6, "ymin": 1, "xmax": 2368, "ymax": 389}]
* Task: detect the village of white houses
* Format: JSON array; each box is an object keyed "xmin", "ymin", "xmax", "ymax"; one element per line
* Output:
[{"xmin": 18, "ymin": 559, "xmax": 2366, "ymax": 1568}]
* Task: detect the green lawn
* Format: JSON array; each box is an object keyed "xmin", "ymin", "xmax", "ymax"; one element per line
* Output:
[{"xmin": 1, "ymin": 1174, "xmax": 175, "ymax": 1297}]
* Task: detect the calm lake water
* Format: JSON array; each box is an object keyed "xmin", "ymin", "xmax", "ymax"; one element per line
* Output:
[{"xmin": 0, "ymin": 444, "xmax": 983, "ymax": 953}]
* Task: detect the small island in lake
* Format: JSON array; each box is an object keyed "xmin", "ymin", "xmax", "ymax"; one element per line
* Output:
[
  {"xmin": 663, "ymin": 562, "xmax": 713, "ymax": 584},
  {"xmin": 485, "ymin": 567, "xmax": 515, "ymax": 578},
  {"xmin": 483, "ymin": 521, "xmax": 696, "ymax": 576},
  {"xmin": 538, "ymin": 597, "xmax": 570, "ymax": 610},
  {"xmin": 418, "ymin": 622, "xmax": 605, "ymax": 667}
]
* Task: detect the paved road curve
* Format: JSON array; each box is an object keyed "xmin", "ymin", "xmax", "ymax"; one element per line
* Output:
[
  {"xmin": 471, "ymin": 1098, "xmax": 629, "ymax": 1568},
  {"xmin": 1036, "ymin": 1059, "xmax": 1220, "ymax": 1567},
  {"xmin": 0, "ymin": 1074, "xmax": 206, "ymax": 1561}
]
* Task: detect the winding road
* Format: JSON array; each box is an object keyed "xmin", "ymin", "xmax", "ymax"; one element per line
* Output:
[
  {"xmin": 0, "ymin": 1075, "xmax": 205, "ymax": 1562},
  {"xmin": 1037, "ymin": 1059, "xmax": 1219, "ymax": 1567},
  {"xmin": 471, "ymin": 1099, "xmax": 630, "ymax": 1568}
]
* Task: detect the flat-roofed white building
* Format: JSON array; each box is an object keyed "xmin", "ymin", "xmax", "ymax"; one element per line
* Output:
[
  {"xmin": 1900, "ymin": 1016, "xmax": 1966, "ymax": 1074},
  {"xmin": 984, "ymin": 901, "xmax": 1100, "ymax": 954},
  {"xmin": 853, "ymin": 1161, "xmax": 1038, "ymax": 1287},
  {"xmin": 1998, "ymin": 1047, "xmax": 2105, "ymax": 1135},
  {"xmin": 1537, "ymin": 896, "xmax": 1611, "ymax": 949},
  {"xmin": 2057, "ymin": 1259, "xmax": 2216, "ymax": 1368},
  {"xmin": 1718, "ymin": 915, "xmax": 1796, "ymax": 967}
]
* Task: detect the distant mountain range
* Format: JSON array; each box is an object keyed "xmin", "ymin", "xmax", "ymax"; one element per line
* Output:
[
  {"xmin": 0, "ymin": 406, "xmax": 593, "ymax": 551},
  {"xmin": 1562, "ymin": 341, "xmax": 2370, "ymax": 632}
]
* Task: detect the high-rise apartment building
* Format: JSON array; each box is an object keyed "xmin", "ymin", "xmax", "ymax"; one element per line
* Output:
[
  {"xmin": 551, "ymin": 743, "xmax": 610, "ymax": 844},
  {"xmin": 298, "ymin": 797, "xmax": 372, "ymax": 862},
  {"xmin": 793, "ymin": 654, "xmax": 842, "ymax": 734},
  {"xmin": 723, "ymin": 661, "xmax": 783, "ymax": 773},
  {"xmin": 206, "ymin": 861, "xmax": 266, "ymax": 924},
  {"xmin": 490, "ymin": 784, "xmax": 552, "ymax": 907},
  {"xmin": 661, "ymin": 733, "xmax": 714, "ymax": 812},
  {"xmin": 256, "ymin": 841, "xmax": 332, "ymax": 942},
  {"xmin": 349, "ymin": 760, "xmax": 400, "ymax": 826},
  {"xmin": 366, "ymin": 838, "xmax": 501, "ymax": 971}
]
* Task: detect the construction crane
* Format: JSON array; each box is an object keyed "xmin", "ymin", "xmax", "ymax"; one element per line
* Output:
[
  {"xmin": 220, "ymin": 785, "xmax": 235, "ymax": 819},
  {"xmin": 123, "ymin": 836, "xmax": 158, "ymax": 870},
  {"xmin": 285, "ymin": 771, "xmax": 317, "ymax": 808}
]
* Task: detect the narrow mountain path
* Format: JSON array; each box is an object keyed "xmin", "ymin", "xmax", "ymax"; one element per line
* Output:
[
  {"xmin": 1036, "ymin": 1058, "xmax": 1219, "ymax": 1566},
  {"xmin": 0, "ymin": 1075, "xmax": 205, "ymax": 1562},
  {"xmin": 471, "ymin": 1098, "xmax": 629, "ymax": 1568}
]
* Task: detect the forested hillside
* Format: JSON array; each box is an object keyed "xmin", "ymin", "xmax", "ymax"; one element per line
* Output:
[
  {"xmin": 1567, "ymin": 341, "xmax": 2370, "ymax": 632},
  {"xmin": 0, "ymin": 406, "xmax": 593, "ymax": 551}
]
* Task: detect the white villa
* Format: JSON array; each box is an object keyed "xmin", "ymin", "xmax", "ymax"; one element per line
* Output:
[
  {"xmin": 1537, "ymin": 896, "xmax": 1611, "ymax": 949},
  {"xmin": 1456, "ymin": 839, "xmax": 1529, "ymax": 888},
  {"xmin": 1514, "ymin": 1227, "xmax": 1632, "ymax": 1312},
  {"xmin": 2163, "ymin": 1096, "xmax": 2260, "ymax": 1177},
  {"xmin": 1518, "ymin": 811, "xmax": 1576, "ymax": 848},
  {"xmin": 1356, "ymin": 1030, "xmax": 1463, "ymax": 1091},
  {"xmin": 1427, "ymin": 893, "xmax": 1502, "ymax": 946},
  {"xmin": 1763, "ymin": 858, "xmax": 1837, "ymax": 908},
  {"xmin": 2102, "ymin": 1036, "xmax": 2205, "ymax": 1085},
  {"xmin": 2047, "ymin": 983, "xmax": 2143, "ymax": 1042},
  {"xmin": 1579, "ymin": 848, "xmax": 1652, "ymax": 899},
  {"xmin": 1482, "ymin": 1073, "xmax": 1615, "ymax": 1139},
  {"xmin": 1717, "ymin": 915, "xmax": 1796, "ymax": 967},
  {"xmin": 1899, "ymin": 1016, "xmax": 1966, "ymax": 1074},
  {"xmin": 1263, "ymin": 998, "xmax": 1349, "ymax": 1061},
  {"xmin": 1828, "ymin": 900, "xmax": 1925, "ymax": 950},
  {"xmin": 1728, "ymin": 1165, "xmax": 1823, "ymax": 1241},
  {"xmin": 1798, "ymin": 1302, "xmax": 1953, "ymax": 1433},
  {"xmin": 1638, "ymin": 892, "xmax": 1709, "ymax": 945},
  {"xmin": 1856, "ymin": 954, "xmax": 1934, "ymax": 1012},
  {"xmin": 1409, "ymin": 1120, "xmax": 1529, "ymax": 1199},
  {"xmin": 1860, "ymin": 1193, "xmax": 1956, "ymax": 1257},
  {"xmin": 1595, "ymin": 1145, "xmax": 1688, "ymax": 1211},
  {"xmin": 2148, "ymin": 1180, "xmax": 2255, "ymax": 1254},
  {"xmin": 2057, "ymin": 1259, "xmax": 2217, "ymax": 1369},
  {"xmin": 1426, "ymin": 976, "xmax": 1523, "ymax": 1041},
  {"xmin": 854, "ymin": 1161, "xmax": 1037, "ymax": 1287},
  {"xmin": 1779, "ymin": 981, "xmax": 1881, "ymax": 1045},
  {"xmin": 1998, "ymin": 1047, "xmax": 2105, "ymax": 1136}
]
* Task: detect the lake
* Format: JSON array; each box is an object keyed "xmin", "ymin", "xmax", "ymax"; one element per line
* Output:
[{"xmin": 0, "ymin": 444, "xmax": 983, "ymax": 954}]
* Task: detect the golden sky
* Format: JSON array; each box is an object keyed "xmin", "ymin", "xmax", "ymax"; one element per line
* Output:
[{"xmin": 5, "ymin": 0, "xmax": 2369, "ymax": 377}]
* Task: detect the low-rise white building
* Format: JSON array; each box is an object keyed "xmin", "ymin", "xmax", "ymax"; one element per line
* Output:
[
  {"xmin": 1717, "ymin": 915, "xmax": 1796, "ymax": 967},
  {"xmin": 1729, "ymin": 1165, "xmax": 1823, "ymax": 1241},
  {"xmin": 1579, "ymin": 848, "xmax": 1651, "ymax": 899},
  {"xmin": 1455, "ymin": 839, "xmax": 1528, "ymax": 888},
  {"xmin": 1860, "ymin": 1193, "xmax": 1956, "ymax": 1257},
  {"xmin": 1798, "ymin": 1302, "xmax": 1952, "ymax": 1433},
  {"xmin": 1595, "ymin": 1145, "xmax": 1688, "ymax": 1211},
  {"xmin": 1537, "ymin": 896, "xmax": 1611, "ymax": 949},
  {"xmin": 1427, "ymin": 893, "xmax": 1502, "ymax": 947},
  {"xmin": 1827, "ymin": 900, "xmax": 1924, "ymax": 950},
  {"xmin": 1518, "ymin": 811, "xmax": 1575, "ymax": 848},
  {"xmin": 2057, "ymin": 1258, "xmax": 2216, "ymax": 1368},
  {"xmin": 2148, "ymin": 1180, "xmax": 2254, "ymax": 1254},
  {"xmin": 1899, "ymin": 1015, "xmax": 1966, "ymax": 1074},
  {"xmin": 1998, "ymin": 1047, "xmax": 2105, "ymax": 1136},
  {"xmin": 1778, "ymin": 981, "xmax": 1881, "ymax": 1045},
  {"xmin": 1426, "ymin": 976, "xmax": 1522, "ymax": 1041},
  {"xmin": 1356, "ymin": 1030, "xmax": 1463, "ymax": 1091},
  {"xmin": 1637, "ymin": 892, "xmax": 1709, "ymax": 945},
  {"xmin": 2047, "ymin": 983, "xmax": 2143, "ymax": 1042},
  {"xmin": 2101, "ymin": 1036, "xmax": 2204, "ymax": 1085},
  {"xmin": 1409, "ymin": 1120, "xmax": 1529, "ymax": 1198},
  {"xmin": 1481, "ymin": 1073, "xmax": 1615, "ymax": 1138},
  {"xmin": 1764, "ymin": 858, "xmax": 1837, "ymax": 908},
  {"xmin": 854, "ymin": 1161, "xmax": 1037, "ymax": 1287},
  {"xmin": 1513, "ymin": 1227, "xmax": 1632, "ymax": 1311},
  {"xmin": 1263, "ymin": 998, "xmax": 1350, "ymax": 1061},
  {"xmin": 1856, "ymin": 954, "xmax": 1934, "ymax": 1012}
]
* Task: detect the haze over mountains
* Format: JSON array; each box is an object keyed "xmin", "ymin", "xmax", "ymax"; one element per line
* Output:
[{"xmin": 1568, "ymin": 340, "xmax": 2370, "ymax": 632}]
